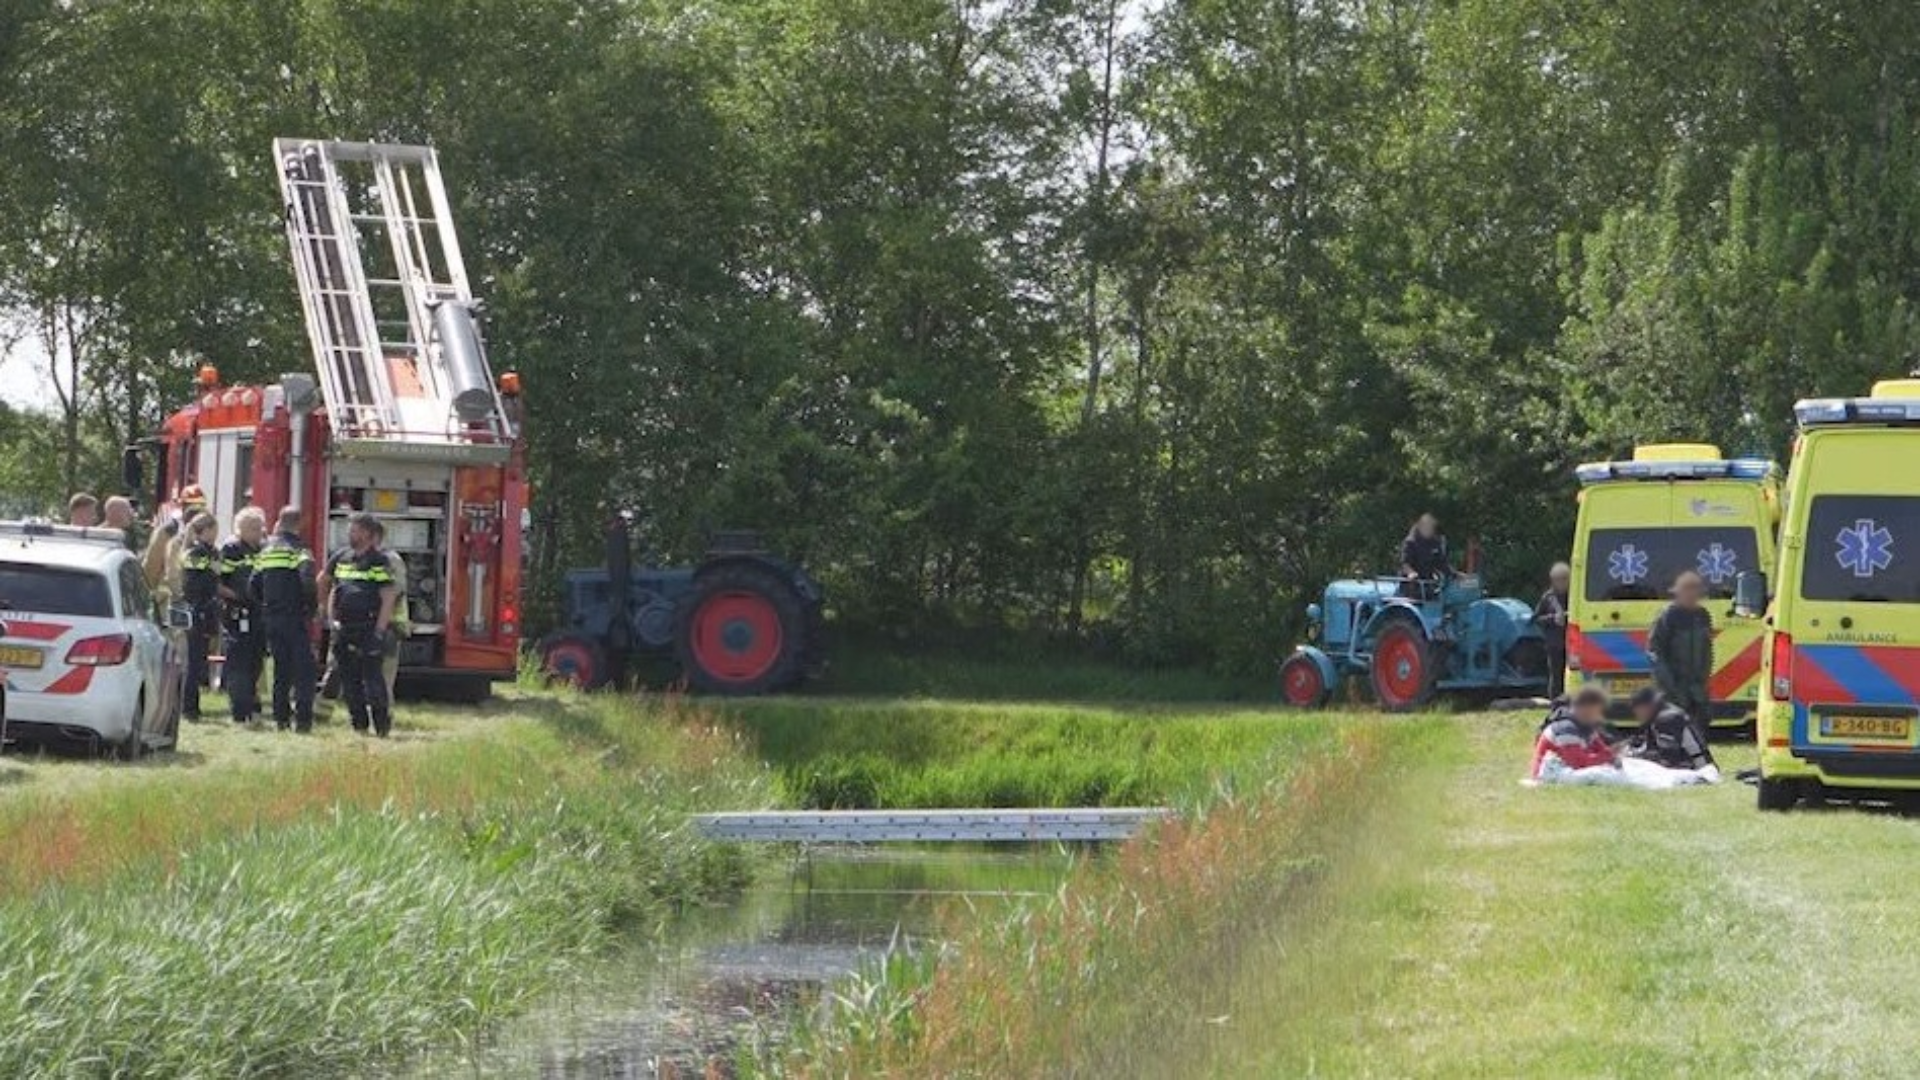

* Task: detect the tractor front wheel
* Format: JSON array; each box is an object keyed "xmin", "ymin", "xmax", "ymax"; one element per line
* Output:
[
  {"xmin": 675, "ymin": 564, "xmax": 811, "ymax": 695},
  {"xmin": 1279, "ymin": 653, "xmax": 1332, "ymax": 708},
  {"xmin": 1371, "ymin": 621, "xmax": 1435, "ymax": 712},
  {"xmin": 539, "ymin": 633, "xmax": 610, "ymax": 690}
]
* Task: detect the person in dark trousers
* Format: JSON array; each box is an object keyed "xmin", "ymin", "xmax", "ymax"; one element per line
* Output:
[
  {"xmin": 1534, "ymin": 561, "xmax": 1572, "ymax": 698},
  {"xmin": 178, "ymin": 512, "xmax": 220, "ymax": 722},
  {"xmin": 323, "ymin": 512, "xmax": 399, "ymax": 737},
  {"xmin": 1648, "ymin": 570, "xmax": 1715, "ymax": 748},
  {"xmin": 219, "ymin": 508, "xmax": 268, "ymax": 724},
  {"xmin": 1625, "ymin": 687, "xmax": 1716, "ymax": 770},
  {"xmin": 251, "ymin": 506, "xmax": 318, "ymax": 732}
]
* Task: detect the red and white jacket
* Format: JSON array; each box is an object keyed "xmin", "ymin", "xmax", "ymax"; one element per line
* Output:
[{"xmin": 1530, "ymin": 716, "xmax": 1616, "ymax": 777}]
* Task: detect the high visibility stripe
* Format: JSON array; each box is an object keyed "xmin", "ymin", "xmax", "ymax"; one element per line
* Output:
[
  {"xmin": 1574, "ymin": 629, "xmax": 1649, "ymax": 672},
  {"xmin": 1709, "ymin": 637, "xmax": 1765, "ymax": 700},
  {"xmin": 333, "ymin": 566, "xmax": 392, "ymax": 583}
]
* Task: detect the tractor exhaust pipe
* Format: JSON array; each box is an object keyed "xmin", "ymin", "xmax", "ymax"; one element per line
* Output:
[{"xmin": 604, "ymin": 511, "xmax": 633, "ymax": 683}]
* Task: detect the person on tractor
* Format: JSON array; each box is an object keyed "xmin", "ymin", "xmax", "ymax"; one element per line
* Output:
[
  {"xmin": 1534, "ymin": 562, "xmax": 1572, "ymax": 698},
  {"xmin": 1648, "ymin": 570, "xmax": 1714, "ymax": 750},
  {"xmin": 1624, "ymin": 687, "xmax": 1717, "ymax": 774},
  {"xmin": 1399, "ymin": 513, "xmax": 1455, "ymax": 598}
]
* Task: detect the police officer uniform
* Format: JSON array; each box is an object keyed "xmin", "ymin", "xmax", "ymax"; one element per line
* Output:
[
  {"xmin": 327, "ymin": 544, "xmax": 397, "ymax": 736},
  {"xmin": 180, "ymin": 535, "xmax": 219, "ymax": 721},
  {"xmin": 251, "ymin": 530, "xmax": 318, "ymax": 731},
  {"xmin": 218, "ymin": 534, "xmax": 264, "ymax": 723}
]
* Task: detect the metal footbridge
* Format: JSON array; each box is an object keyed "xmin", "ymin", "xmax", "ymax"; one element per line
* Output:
[{"xmin": 691, "ymin": 808, "xmax": 1172, "ymax": 844}]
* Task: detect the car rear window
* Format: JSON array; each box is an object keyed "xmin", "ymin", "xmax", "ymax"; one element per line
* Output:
[
  {"xmin": 1801, "ymin": 495, "xmax": 1920, "ymax": 603},
  {"xmin": 1584, "ymin": 527, "xmax": 1759, "ymax": 602},
  {"xmin": 0, "ymin": 562, "xmax": 114, "ymax": 618}
]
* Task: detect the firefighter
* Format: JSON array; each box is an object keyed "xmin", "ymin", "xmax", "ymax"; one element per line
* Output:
[
  {"xmin": 324, "ymin": 512, "xmax": 399, "ymax": 737},
  {"xmin": 251, "ymin": 506, "xmax": 318, "ymax": 732},
  {"xmin": 179, "ymin": 512, "xmax": 220, "ymax": 722},
  {"xmin": 219, "ymin": 507, "xmax": 268, "ymax": 724},
  {"xmin": 143, "ymin": 485, "xmax": 209, "ymax": 595}
]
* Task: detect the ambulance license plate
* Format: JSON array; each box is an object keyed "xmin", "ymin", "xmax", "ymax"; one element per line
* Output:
[
  {"xmin": 0, "ymin": 645, "xmax": 44, "ymax": 669},
  {"xmin": 1820, "ymin": 714, "xmax": 1914, "ymax": 741},
  {"xmin": 1605, "ymin": 675, "xmax": 1651, "ymax": 695}
]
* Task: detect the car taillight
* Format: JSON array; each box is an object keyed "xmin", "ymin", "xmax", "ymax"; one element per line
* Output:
[
  {"xmin": 66, "ymin": 633, "xmax": 132, "ymax": 667},
  {"xmin": 1770, "ymin": 631, "xmax": 1793, "ymax": 700},
  {"xmin": 1566, "ymin": 624, "xmax": 1585, "ymax": 672},
  {"xmin": 498, "ymin": 601, "xmax": 518, "ymax": 639}
]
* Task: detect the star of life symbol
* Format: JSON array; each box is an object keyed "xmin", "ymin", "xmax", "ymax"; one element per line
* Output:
[
  {"xmin": 1835, "ymin": 518, "xmax": 1894, "ymax": 579},
  {"xmin": 1696, "ymin": 542, "xmax": 1738, "ymax": 584},
  {"xmin": 1607, "ymin": 543, "xmax": 1650, "ymax": 585}
]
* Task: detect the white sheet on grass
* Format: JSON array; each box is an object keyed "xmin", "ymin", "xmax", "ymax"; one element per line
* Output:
[{"xmin": 1525, "ymin": 756, "xmax": 1720, "ymax": 790}]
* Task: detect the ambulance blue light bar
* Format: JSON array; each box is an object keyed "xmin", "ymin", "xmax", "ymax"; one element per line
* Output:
[
  {"xmin": 1575, "ymin": 458, "xmax": 1776, "ymax": 484},
  {"xmin": 1795, "ymin": 397, "xmax": 1920, "ymax": 426}
]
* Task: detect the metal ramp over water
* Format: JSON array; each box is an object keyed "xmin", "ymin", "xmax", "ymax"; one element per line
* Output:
[
  {"xmin": 691, "ymin": 808, "xmax": 1172, "ymax": 843},
  {"xmin": 275, "ymin": 138, "xmax": 511, "ymax": 462}
]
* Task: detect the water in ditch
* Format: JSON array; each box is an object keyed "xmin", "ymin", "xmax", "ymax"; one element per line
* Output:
[{"xmin": 408, "ymin": 844, "xmax": 1081, "ymax": 1078}]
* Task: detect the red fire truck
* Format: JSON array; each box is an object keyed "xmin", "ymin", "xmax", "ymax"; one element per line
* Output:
[{"xmin": 138, "ymin": 140, "xmax": 526, "ymax": 701}]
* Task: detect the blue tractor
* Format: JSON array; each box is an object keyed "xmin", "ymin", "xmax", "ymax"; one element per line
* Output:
[
  {"xmin": 1279, "ymin": 574, "xmax": 1547, "ymax": 710},
  {"xmin": 538, "ymin": 514, "xmax": 824, "ymax": 695}
]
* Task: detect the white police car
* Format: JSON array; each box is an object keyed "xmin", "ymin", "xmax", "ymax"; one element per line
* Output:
[{"xmin": 0, "ymin": 521, "xmax": 187, "ymax": 756}]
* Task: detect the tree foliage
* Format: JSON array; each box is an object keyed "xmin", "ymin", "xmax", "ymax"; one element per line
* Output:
[{"xmin": 3, "ymin": 0, "xmax": 1920, "ymax": 672}]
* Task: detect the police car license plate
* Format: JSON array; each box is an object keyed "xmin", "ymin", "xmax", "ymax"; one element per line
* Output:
[
  {"xmin": 1820, "ymin": 714, "xmax": 1914, "ymax": 741},
  {"xmin": 0, "ymin": 645, "xmax": 43, "ymax": 669},
  {"xmin": 1605, "ymin": 675, "xmax": 1651, "ymax": 695}
]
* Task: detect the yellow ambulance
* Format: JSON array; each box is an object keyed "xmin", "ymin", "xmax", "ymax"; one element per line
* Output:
[
  {"xmin": 1740, "ymin": 380, "xmax": 1920, "ymax": 810},
  {"xmin": 1566, "ymin": 444, "xmax": 1781, "ymax": 725}
]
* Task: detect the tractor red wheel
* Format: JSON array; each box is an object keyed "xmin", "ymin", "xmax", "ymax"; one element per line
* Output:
[
  {"xmin": 1279, "ymin": 653, "xmax": 1331, "ymax": 708},
  {"xmin": 1371, "ymin": 621, "xmax": 1433, "ymax": 711},
  {"xmin": 674, "ymin": 564, "xmax": 811, "ymax": 695},
  {"xmin": 538, "ymin": 633, "xmax": 609, "ymax": 690}
]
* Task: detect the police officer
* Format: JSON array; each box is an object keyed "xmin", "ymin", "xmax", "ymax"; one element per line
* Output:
[
  {"xmin": 219, "ymin": 507, "xmax": 268, "ymax": 724},
  {"xmin": 324, "ymin": 512, "xmax": 399, "ymax": 737},
  {"xmin": 251, "ymin": 506, "xmax": 318, "ymax": 732},
  {"xmin": 179, "ymin": 512, "xmax": 220, "ymax": 722}
]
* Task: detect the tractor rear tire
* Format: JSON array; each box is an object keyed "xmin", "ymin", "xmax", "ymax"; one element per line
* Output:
[
  {"xmin": 675, "ymin": 563, "xmax": 810, "ymax": 695},
  {"xmin": 1371, "ymin": 620, "xmax": 1435, "ymax": 712},
  {"xmin": 1279, "ymin": 653, "xmax": 1332, "ymax": 708},
  {"xmin": 538, "ymin": 633, "xmax": 610, "ymax": 690}
]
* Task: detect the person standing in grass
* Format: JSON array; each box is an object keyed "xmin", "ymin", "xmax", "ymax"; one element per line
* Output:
[
  {"xmin": 322, "ymin": 512, "xmax": 398, "ymax": 738},
  {"xmin": 252, "ymin": 507, "xmax": 319, "ymax": 733},
  {"xmin": 179, "ymin": 512, "xmax": 220, "ymax": 723},
  {"xmin": 1648, "ymin": 570, "xmax": 1714, "ymax": 748},
  {"xmin": 1534, "ymin": 562, "xmax": 1572, "ymax": 698},
  {"xmin": 219, "ymin": 508, "xmax": 268, "ymax": 725}
]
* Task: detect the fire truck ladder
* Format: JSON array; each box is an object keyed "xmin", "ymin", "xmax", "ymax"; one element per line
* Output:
[{"xmin": 276, "ymin": 139, "xmax": 510, "ymax": 459}]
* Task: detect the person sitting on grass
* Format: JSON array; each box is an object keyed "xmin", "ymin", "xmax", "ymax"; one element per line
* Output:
[
  {"xmin": 1529, "ymin": 686, "xmax": 1618, "ymax": 781},
  {"xmin": 1624, "ymin": 687, "xmax": 1717, "ymax": 773}
]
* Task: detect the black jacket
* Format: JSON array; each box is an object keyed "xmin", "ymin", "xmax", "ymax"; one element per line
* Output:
[
  {"xmin": 1648, "ymin": 603, "xmax": 1714, "ymax": 707},
  {"xmin": 1629, "ymin": 697, "xmax": 1716, "ymax": 770},
  {"xmin": 1402, "ymin": 532, "xmax": 1450, "ymax": 579},
  {"xmin": 1534, "ymin": 589, "xmax": 1570, "ymax": 650}
]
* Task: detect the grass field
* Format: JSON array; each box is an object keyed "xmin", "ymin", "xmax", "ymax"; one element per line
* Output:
[{"xmin": 776, "ymin": 706, "xmax": 1920, "ymax": 1079}]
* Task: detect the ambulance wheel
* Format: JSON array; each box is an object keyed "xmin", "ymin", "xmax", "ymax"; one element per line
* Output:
[
  {"xmin": 1279, "ymin": 654, "xmax": 1331, "ymax": 708},
  {"xmin": 675, "ymin": 564, "xmax": 809, "ymax": 695},
  {"xmin": 539, "ymin": 633, "xmax": 609, "ymax": 690},
  {"xmin": 1757, "ymin": 775, "xmax": 1799, "ymax": 812},
  {"xmin": 1371, "ymin": 620, "xmax": 1434, "ymax": 712}
]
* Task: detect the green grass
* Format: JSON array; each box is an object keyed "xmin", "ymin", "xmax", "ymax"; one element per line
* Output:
[
  {"xmin": 816, "ymin": 646, "xmax": 1272, "ymax": 703},
  {"xmin": 765, "ymin": 713, "xmax": 1447, "ymax": 1077},
  {"xmin": 717, "ymin": 696, "xmax": 1332, "ymax": 809},
  {"xmin": 0, "ymin": 691, "xmax": 769, "ymax": 1077}
]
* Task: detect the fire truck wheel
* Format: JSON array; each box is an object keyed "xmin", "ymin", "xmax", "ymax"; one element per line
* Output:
[
  {"xmin": 538, "ymin": 633, "xmax": 610, "ymax": 690},
  {"xmin": 675, "ymin": 564, "xmax": 809, "ymax": 695}
]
